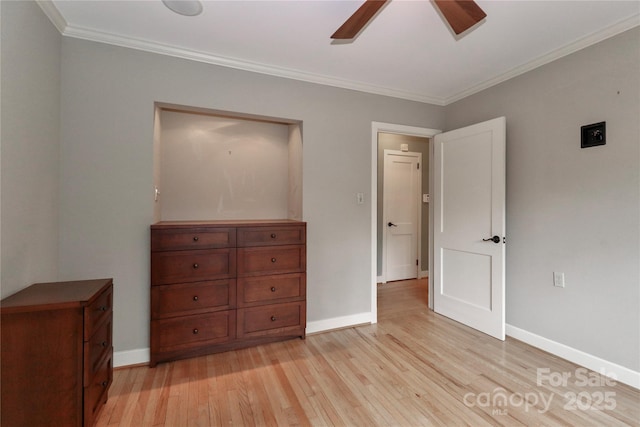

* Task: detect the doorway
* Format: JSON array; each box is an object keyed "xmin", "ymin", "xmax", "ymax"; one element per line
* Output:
[
  {"xmin": 370, "ymin": 123, "xmax": 440, "ymax": 324},
  {"xmin": 371, "ymin": 119, "xmax": 506, "ymax": 341}
]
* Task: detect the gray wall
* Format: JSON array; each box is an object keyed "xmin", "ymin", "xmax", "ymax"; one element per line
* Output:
[
  {"xmin": 57, "ymin": 36, "xmax": 444, "ymax": 353},
  {"xmin": 445, "ymin": 27, "xmax": 640, "ymax": 371},
  {"xmin": 5, "ymin": 2, "xmax": 637, "ymax": 374},
  {"xmin": 0, "ymin": 1, "xmax": 61, "ymax": 298},
  {"xmin": 377, "ymin": 133, "xmax": 430, "ymax": 277},
  {"xmin": 157, "ymin": 110, "xmax": 292, "ymax": 221},
  {"xmin": 288, "ymin": 124, "xmax": 303, "ymax": 220}
]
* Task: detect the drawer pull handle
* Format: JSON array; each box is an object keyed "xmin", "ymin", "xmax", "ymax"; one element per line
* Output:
[
  {"xmin": 193, "ymin": 263, "xmax": 199, "ymax": 269},
  {"xmin": 271, "ymin": 287, "xmax": 276, "ymax": 292},
  {"xmin": 271, "ymin": 316, "xmax": 277, "ymax": 322},
  {"xmin": 101, "ymin": 381, "xmax": 108, "ymax": 388},
  {"xmin": 193, "ymin": 236, "xmax": 199, "ymax": 242},
  {"xmin": 271, "ymin": 258, "xmax": 277, "ymax": 263},
  {"xmin": 193, "ymin": 328, "xmax": 199, "ymax": 334},
  {"xmin": 193, "ymin": 295, "xmax": 199, "ymax": 301},
  {"xmin": 101, "ymin": 341, "xmax": 108, "ymax": 348},
  {"xmin": 271, "ymin": 233, "xmax": 276, "ymax": 239},
  {"xmin": 99, "ymin": 306, "xmax": 108, "ymax": 312}
]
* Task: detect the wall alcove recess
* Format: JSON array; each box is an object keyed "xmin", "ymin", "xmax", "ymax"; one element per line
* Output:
[{"xmin": 151, "ymin": 105, "xmax": 305, "ymax": 366}]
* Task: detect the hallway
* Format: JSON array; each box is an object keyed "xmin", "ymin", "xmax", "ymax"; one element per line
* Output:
[{"xmin": 378, "ymin": 278, "xmax": 428, "ymax": 321}]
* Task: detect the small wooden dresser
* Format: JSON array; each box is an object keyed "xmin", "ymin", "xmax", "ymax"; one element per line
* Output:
[
  {"xmin": 1, "ymin": 278, "xmax": 113, "ymax": 427},
  {"xmin": 150, "ymin": 220, "xmax": 306, "ymax": 366}
]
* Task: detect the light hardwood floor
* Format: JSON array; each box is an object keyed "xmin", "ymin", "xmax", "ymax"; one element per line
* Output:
[{"xmin": 97, "ymin": 279, "xmax": 639, "ymax": 426}]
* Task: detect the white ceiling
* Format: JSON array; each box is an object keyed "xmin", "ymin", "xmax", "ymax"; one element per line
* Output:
[{"xmin": 42, "ymin": 0, "xmax": 639, "ymax": 105}]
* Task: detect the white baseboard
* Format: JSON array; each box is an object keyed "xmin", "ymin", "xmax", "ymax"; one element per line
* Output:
[
  {"xmin": 114, "ymin": 347, "xmax": 150, "ymax": 368},
  {"xmin": 114, "ymin": 318, "xmax": 640, "ymax": 391},
  {"xmin": 307, "ymin": 312, "xmax": 372, "ymax": 335},
  {"xmin": 114, "ymin": 314, "xmax": 373, "ymax": 368},
  {"xmin": 506, "ymin": 324, "xmax": 639, "ymax": 389},
  {"xmin": 378, "ymin": 272, "xmax": 428, "ymax": 283}
]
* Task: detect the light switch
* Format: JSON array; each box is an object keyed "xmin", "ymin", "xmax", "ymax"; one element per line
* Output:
[
  {"xmin": 422, "ymin": 194, "xmax": 430, "ymax": 203},
  {"xmin": 356, "ymin": 193, "xmax": 364, "ymax": 204},
  {"xmin": 553, "ymin": 272, "xmax": 565, "ymax": 288}
]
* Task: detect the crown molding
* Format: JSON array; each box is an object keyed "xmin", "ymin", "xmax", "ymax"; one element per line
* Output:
[
  {"xmin": 445, "ymin": 13, "xmax": 640, "ymax": 105},
  {"xmin": 36, "ymin": 1, "xmax": 638, "ymax": 107},
  {"xmin": 60, "ymin": 23, "xmax": 447, "ymax": 106},
  {"xmin": 36, "ymin": 0, "xmax": 67, "ymax": 34}
]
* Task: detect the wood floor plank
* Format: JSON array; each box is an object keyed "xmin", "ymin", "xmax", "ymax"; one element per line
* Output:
[{"xmin": 97, "ymin": 279, "xmax": 640, "ymax": 426}]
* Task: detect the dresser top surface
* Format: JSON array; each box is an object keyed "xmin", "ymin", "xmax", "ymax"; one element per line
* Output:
[
  {"xmin": 152, "ymin": 219, "xmax": 305, "ymax": 229},
  {"xmin": 1, "ymin": 278, "xmax": 112, "ymax": 312}
]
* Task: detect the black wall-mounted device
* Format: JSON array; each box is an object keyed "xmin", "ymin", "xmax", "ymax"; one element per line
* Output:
[{"xmin": 581, "ymin": 121, "xmax": 606, "ymax": 148}]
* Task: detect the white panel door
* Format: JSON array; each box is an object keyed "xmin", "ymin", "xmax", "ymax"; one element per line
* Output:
[
  {"xmin": 433, "ymin": 117, "xmax": 506, "ymax": 340},
  {"xmin": 383, "ymin": 150, "xmax": 421, "ymax": 281}
]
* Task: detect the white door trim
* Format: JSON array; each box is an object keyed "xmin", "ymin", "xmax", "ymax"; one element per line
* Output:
[
  {"xmin": 371, "ymin": 122, "xmax": 441, "ymax": 324},
  {"xmin": 382, "ymin": 149, "xmax": 422, "ymax": 283}
]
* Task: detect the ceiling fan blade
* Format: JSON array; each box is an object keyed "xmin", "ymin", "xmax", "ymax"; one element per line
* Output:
[
  {"xmin": 331, "ymin": 0, "xmax": 388, "ymax": 39},
  {"xmin": 433, "ymin": 0, "xmax": 486, "ymax": 35}
]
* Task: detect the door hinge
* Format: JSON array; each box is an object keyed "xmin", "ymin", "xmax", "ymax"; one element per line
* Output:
[
  {"xmin": 416, "ymin": 259, "xmax": 419, "ymax": 266},
  {"xmin": 417, "ymin": 163, "xmax": 420, "ymax": 170}
]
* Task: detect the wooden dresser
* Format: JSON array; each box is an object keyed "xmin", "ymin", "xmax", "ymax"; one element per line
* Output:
[
  {"xmin": 1, "ymin": 278, "xmax": 113, "ymax": 427},
  {"xmin": 150, "ymin": 220, "xmax": 306, "ymax": 366}
]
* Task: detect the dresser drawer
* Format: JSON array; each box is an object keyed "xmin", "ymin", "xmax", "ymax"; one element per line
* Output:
[
  {"xmin": 237, "ymin": 245, "xmax": 305, "ymax": 277},
  {"xmin": 84, "ymin": 316, "xmax": 112, "ymax": 384},
  {"xmin": 152, "ymin": 280, "xmax": 236, "ymax": 318},
  {"xmin": 238, "ymin": 273, "xmax": 305, "ymax": 307},
  {"xmin": 238, "ymin": 302, "xmax": 305, "ymax": 338},
  {"xmin": 85, "ymin": 285, "xmax": 113, "ymax": 340},
  {"xmin": 151, "ymin": 248, "xmax": 236, "ymax": 285},
  {"xmin": 84, "ymin": 355, "xmax": 112, "ymax": 427},
  {"xmin": 149, "ymin": 221, "xmax": 306, "ymax": 366},
  {"xmin": 237, "ymin": 226, "xmax": 305, "ymax": 247},
  {"xmin": 151, "ymin": 227, "xmax": 236, "ymax": 251},
  {"xmin": 155, "ymin": 311, "xmax": 236, "ymax": 352}
]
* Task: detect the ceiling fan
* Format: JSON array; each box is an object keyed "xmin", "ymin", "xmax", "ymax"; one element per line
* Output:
[{"xmin": 331, "ymin": 0, "xmax": 487, "ymax": 39}]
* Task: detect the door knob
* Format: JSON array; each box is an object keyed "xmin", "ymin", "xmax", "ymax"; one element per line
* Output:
[
  {"xmin": 483, "ymin": 235, "xmax": 501, "ymax": 243},
  {"xmin": 388, "ymin": 222, "xmax": 397, "ymax": 227}
]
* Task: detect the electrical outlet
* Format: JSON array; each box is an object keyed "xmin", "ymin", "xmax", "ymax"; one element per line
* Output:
[{"xmin": 553, "ymin": 272, "xmax": 565, "ymax": 288}]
